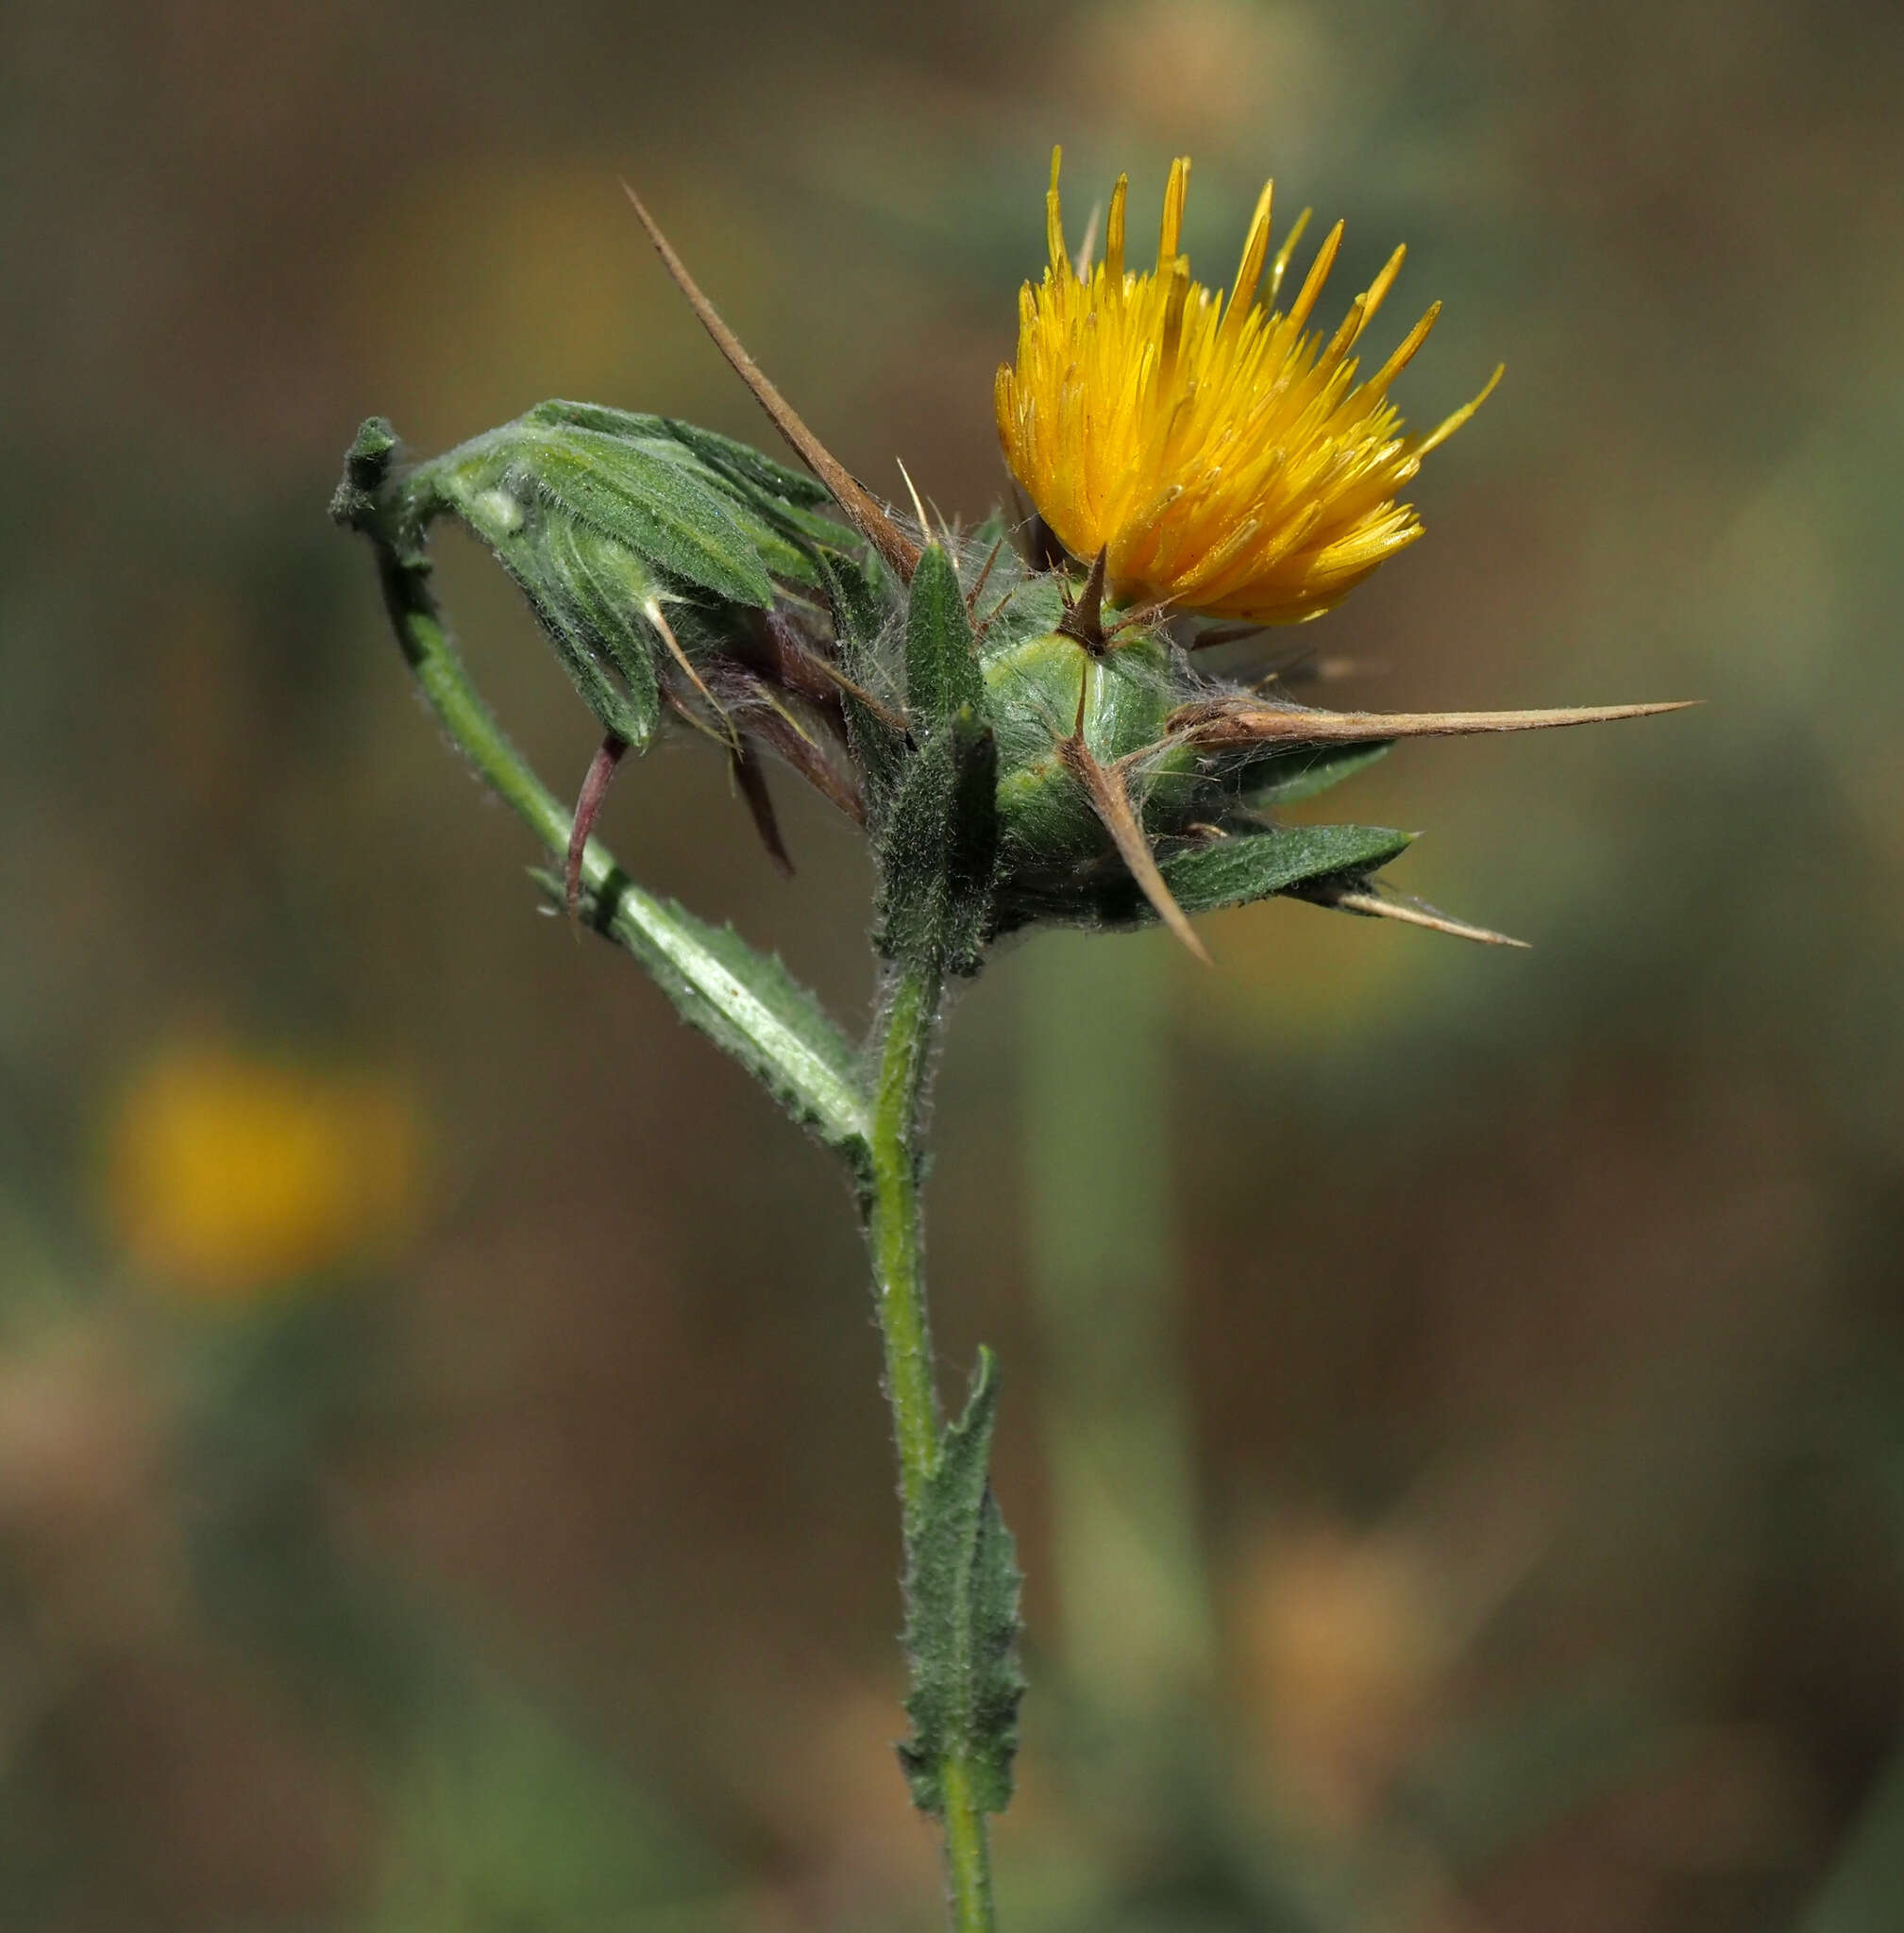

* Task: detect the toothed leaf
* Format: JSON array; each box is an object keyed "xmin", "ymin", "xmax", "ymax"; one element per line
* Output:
[
  {"xmin": 532, "ymin": 867, "xmax": 868, "ymax": 1152},
  {"xmin": 898, "ymin": 1350, "xmax": 1024, "ymax": 1817}
]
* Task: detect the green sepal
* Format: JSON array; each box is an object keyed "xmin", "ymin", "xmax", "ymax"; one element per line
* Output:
[
  {"xmin": 1238, "ymin": 740, "xmax": 1392, "ymax": 805},
  {"xmin": 1159, "ymin": 823, "xmax": 1413, "ymax": 915},
  {"xmin": 531, "ymin": 866, "xmax": 868, "ymax": 1154},
  {"xmin": 897, "ymin": 1349, "xmax": 1025, "ymax": 1818}
]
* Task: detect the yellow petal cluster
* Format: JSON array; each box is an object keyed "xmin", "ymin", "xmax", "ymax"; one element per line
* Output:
[{"xmin": 995, "ymin": 149, "xmax": 1499, "ymax": 624}]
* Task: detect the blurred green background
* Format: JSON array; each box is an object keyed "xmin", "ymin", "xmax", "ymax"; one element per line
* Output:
[{"xmin": 4, "ymin": 1, "xmax": 1904, "ymax": 1926}]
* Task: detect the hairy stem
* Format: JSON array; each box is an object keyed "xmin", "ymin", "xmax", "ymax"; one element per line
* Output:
[
  {"xmin": 868, "ymin": 959, "xmax": 944, "ymax": 1519},
  {"xmin": 865, "ymin": 959, "xmax": 997, "ymax": 1933},
  {"xmin": 939, "ymin": 1756, "xmax": 998, "ymax": 1932},
  {"xmin": 344, "ymin": 502, "xmax": 868, "ymax": 1151},
  {"xmin": 344, "ymin": 446, "xmax": 997, "ymax": 1931}
]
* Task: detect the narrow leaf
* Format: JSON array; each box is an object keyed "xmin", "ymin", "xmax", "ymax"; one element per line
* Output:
[
  {"xmin": 622, "ymin": 182, "xmax": 922, "ymax": 582},
  {"xmin": 898, "ymin": 1349, "xmax": 1025, "ymax": 1817},
  {"xmin": 523, "ymin": 425, "xmax": 777, "ymax": 608},
  {"xmin": 1158, "ymin": 824, "xmax": 1414, "ymax": 916},
  {"xmin": 905, "ymin": 544, "xmax": 986, "ymax": 727},
  {"xmin": 873, "ymin": 712, "xmax": 998, "ymax": 976},
  {"xmin": 543, "ymin": 865, "xmax": 867, "ymax": 1151}
]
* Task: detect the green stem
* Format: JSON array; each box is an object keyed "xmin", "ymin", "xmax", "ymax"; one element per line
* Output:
[
  {"xmin": 864, "ymin": 958, "xmax": 997, "ymax": 1933},
  {"xmin": 938, "ymin": 1756, "xmax": 998, "ymax": 1932},
  {"xmin": 341, "ymin": 434, "xmax": 997, "ymax": 1932},
  {"xmin": 343, "ymin": 482, "xmax": 868, "ymax": 1151},
  {"xmin": 868, "ymin": 957, "xmax": 944, "ymax": 1521},
  {"xmin": 373, "ymin": 547, "xmax": 577, "ymax": 861}
]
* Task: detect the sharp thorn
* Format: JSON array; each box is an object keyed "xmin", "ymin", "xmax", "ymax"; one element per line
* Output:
[
  {"xmin": 1318, "ymin": 883, "xmax": 1529, "ymax": 948},
  {"xmin": 896, "ymin": 456, "xmax": 931, "ymax": 538},
  {"xmin": 966, "ymin": 537, "xmax": 1003, "ymax": 616},
  {"xmin": 621, "ymin": 181, "xmax": 920, "ymax": 582},
  {"xmin": 1057, "ymin": 730, "xmax": 1210, "ymax": 964},
  {"xmin": 1172, "ymin": 698, "xmax": 1696, "ymax": 748},
  {"xmin": 1057, "ymin": 546, "xmax": 1109, "ymax": 651}
]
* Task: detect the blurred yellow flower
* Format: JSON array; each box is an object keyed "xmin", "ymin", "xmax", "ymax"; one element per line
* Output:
[
  {"xmin": 995, "ymin": 148, "xmax": 1500, "ymax": 623},
  {"xmin": 106, "ymin": 1044, "xmax": 423, "ymax": 1304}
]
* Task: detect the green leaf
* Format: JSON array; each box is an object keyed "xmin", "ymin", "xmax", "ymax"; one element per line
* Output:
[
  {"xmin": 873, "ymin": 711, "xmax": 998, "ymax": 976},
  {"xmin": 444, "ymin": 469, "xmax": 664, "ymax": 748},
  {"xmin": 905, "ymin": 542, "xmax": 986, "ymax": 727},
  {"xmin": 816, "ymin": 545, "xmax": 907, "ymax": 826},
  {"xmin": 537, "ymin": 866, "xmax": 869, "ymax": 1154},
  {"xmin": 898, "ymin": 1349, "xmax": 1025, "ymax": 1817},
  {"xmin": 338, "ymin": 420, "xmax": 873, "ymax": 1161},
  {"xmin": 657, "ymin": 414, "xmax": 834, "ymax": 507},
  {"xmin": 1159, "ymin": 823, "xmax": 1413, "ymax": 915},
  {"xmin": 876, "ymin": 545, "xmax": 998, "ymax": 972},
  {"xmin": 519, "ymin": 423, "xmax": 778, "ymax": 607},
  {"xmin": 527, "ymin": 400, "xmax": 831, "ymax": 507},
  {"xmin": 539, "ymin": 520, "xmax": 663, "ymax": 741},
  {"xmin": 1239, "ymin": 740, "xmax": 1392, "ymax": 805},
  {"xmin": 529, "ymin": 402, "xmax": 852, "ymax": 589}
]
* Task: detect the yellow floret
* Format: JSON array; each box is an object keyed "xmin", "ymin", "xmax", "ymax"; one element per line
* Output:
[{"xmin": 995, "ymin": 148, "xmax": 1499, "ymax": 624}]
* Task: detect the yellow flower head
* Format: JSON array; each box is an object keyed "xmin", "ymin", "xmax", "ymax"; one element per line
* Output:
[{"xmin": 995, "ymin": 149, "xmax": 1500, "ymax": 624}]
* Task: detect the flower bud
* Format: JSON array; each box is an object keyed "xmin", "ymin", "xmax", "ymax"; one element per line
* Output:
[{"xmin": 415, "ymin": 401, "xmax": 861, "ymax": 751}]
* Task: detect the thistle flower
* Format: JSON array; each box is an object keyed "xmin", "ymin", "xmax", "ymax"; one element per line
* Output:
[
  {"xmin": 336, "ymin": 157, "xmax": 1689, "ymax": 1933},
  {"xmin": 995, "ymin": 148, "xmax": 1500, "ymax": 624}
]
